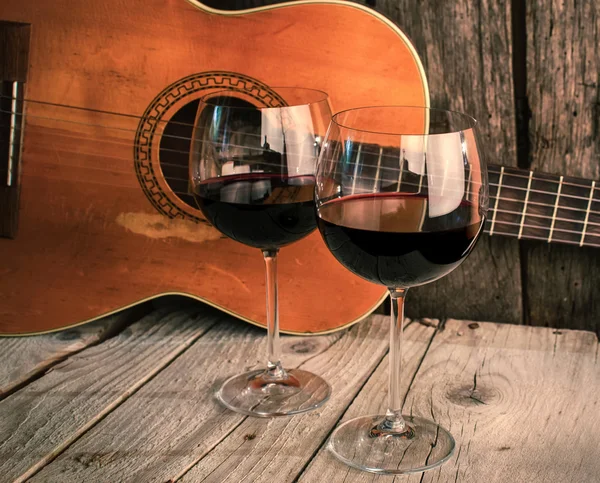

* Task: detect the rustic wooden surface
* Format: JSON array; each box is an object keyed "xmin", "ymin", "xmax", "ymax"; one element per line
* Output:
[
  {"xmin": 377, "ymin": 0, "xmax": 523, "ymax": 324},
  {"xmin": 1, "ymin": 303, "xmax": 598, "ymax": 482},
  {"xmin": 0, "ymin": 308, "xmax": 141, "ymax": 398},
  {"xmin": 525, "ymin": 0, "xmax": 600, "ymax": 334},
  {"xmin": 301, "ymin": 319, "xmax": 600, "ymax": 482}
]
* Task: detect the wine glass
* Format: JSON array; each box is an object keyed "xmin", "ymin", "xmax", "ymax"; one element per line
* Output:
[
  {"xmin": 189, "ymin": 88, "xmax": 332, "ymax": 417},
  {"xmin": 315, "ymin": 106, "xmax": 488, "ymax": 473}
]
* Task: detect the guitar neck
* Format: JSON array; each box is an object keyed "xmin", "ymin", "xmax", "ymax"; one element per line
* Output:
[
  {"xmin": 343, "ymin": 141, "xmax": 598, "ymax": 249},
  {"xmin": 486, "ymin": 164, "xmax": 599, "ymax": 249}
]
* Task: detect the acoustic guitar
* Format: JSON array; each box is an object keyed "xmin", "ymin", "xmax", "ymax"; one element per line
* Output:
[{"xmin": 0, "ymin": 1, "xmax": 598, "ymax": 336}]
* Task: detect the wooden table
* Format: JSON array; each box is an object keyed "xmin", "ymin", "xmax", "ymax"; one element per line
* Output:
[{"xmin": 1, "ymin": 299, "xmax": 599, "ymax": 482}]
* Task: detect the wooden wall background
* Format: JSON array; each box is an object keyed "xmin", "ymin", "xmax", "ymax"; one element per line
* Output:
[{"xmin": 206, "ymin": 0, "xmax": 599, "ymax": 334}]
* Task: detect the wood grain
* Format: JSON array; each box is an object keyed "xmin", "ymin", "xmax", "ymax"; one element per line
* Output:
[
  {"xmin": 297, "ymin": 321, "xmax": 441, "ymax": 483},
  {"xmin": 378, "ymin": 0, "xmax": 523, "ymax": 324},
  {"xmin": 525, "ymin": 0, "xmax": 600, "ymax": 334},
  {"xmin": 0, "ymin": 306, "xmax": 219, "ymax": 482},
  {"xmin": 28, "ymin": 314, "xmax": 383, "ymax": 482},
  {"xmin": 2, "ymin": 311, "xmax": 599, "ymax": 481},
  {"xmin": 300, "ymin": 320, "xmax": 600, "ymax": 482},
  {"xmin": 411, "ymin": 320, "xmax": 600, "ymax": 482},
  {"xmin": 0, "ymin": 0, "xmax": 435, "ymax": 335},
  {"xmin": 178, "ymin": 319, "xmax": 434, "ymax": 483},
  {"xmin": 0, "ymin": 21, "xmax": 30, "ymax": 79},
  {"xmin": 0, "ymin": 308, "xmax": 142, "ymax": 399}
]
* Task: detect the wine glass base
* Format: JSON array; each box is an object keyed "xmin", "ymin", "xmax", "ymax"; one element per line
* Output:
[
  {"xmin": 329, "ymin": 415, "xmax": 455, "ymax": 474},
  {"xmin": 216, "ymin": 368, "xmax": 331, "ymax": 417}
]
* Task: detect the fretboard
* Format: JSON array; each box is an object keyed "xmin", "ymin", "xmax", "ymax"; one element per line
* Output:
[
  {"xmin": 486, "ymin": 165, "xmax": 599, "ymax": 249},
  {"xmin": 337, "ymin": 140, "xmax": 599, "ymax": 250}
]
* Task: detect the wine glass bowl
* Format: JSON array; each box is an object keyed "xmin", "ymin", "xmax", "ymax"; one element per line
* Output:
[
  {"xmin": 189, "ymin": 88, "xmax": 332, "ymax": 417},
  {"xmin": 315, "ymin": 106, "xmax": 488, "ymax": 473}
]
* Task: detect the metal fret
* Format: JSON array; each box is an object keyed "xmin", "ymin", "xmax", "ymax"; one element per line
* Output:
[
  {"xmin": 517, "ymin": 171, "xmax": 533, "ymax": 239},
  {"xmin": 465, "ymin": 164, "xmax": 472, "ymax": 201},
  {"xmin": 397, "ymin": 149, "xmax": 404, "ymax": 190},
  {"xmin": 489, "ymin": 166, "xmax": 504, "ymax": 236},
  {"xmin": 373, "ymin": 146, "xmax": 383, "ymax": 192},
  {"xmin": 7, "ymin": 82, "xmax": 21, "ymax": 186},
  {"xmin": 548, "ymin": 175, "xmax": 563, "ymax": 243},
  {"xmin": 580, "ymin": 180, "xmax": 596, "ymax": 246},
  {"xmin": 350, "ymin": 144, "xmax": 362, "ymax": 194}
]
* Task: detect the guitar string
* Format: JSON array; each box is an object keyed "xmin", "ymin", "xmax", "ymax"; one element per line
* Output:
[
  {"xmin": 1, "ymin": 100, "xmax": 598, "ymax": 192},
  {"xmin": 3, "ymin": 121, "xmax": 600, "ymax": 221},
  {"xmin": 0, "ymin": 95, "xmax": 297, "ymax": 129},
  {"xmin": 13, "ymin": 132, "xmax": 597, "ymax": 238},
  {"xmin": 4, "ymin": 110, "xmax": 597, "ymax": 208},
  {"xmin": 0, "ymin": 98, "xmax": 331, "ymax": 133},
  {"xmin": 170, "ymin": 175, "xmax": 600, "ymax": 233},
  {"xmin": 484, "ymin": 227, "xmax": 600, "ymax": 248},
  {"xmin": 0, "ymin": 94, "xmax": 592, "ymax": 194},
  {"xmin": 15, "ymin": 132, "xmax": 600, "ymax": 218},
  {"xmin": 1, "ymin": 95, "xmax": 595, "ymax": 197},
  {"xmin": 115, "ymin": 166, "xmax": 600, "ymax": 241},
  {"xmin": 3, "ymin": 148, "xmax": 598, "ymax": 240},
  {"xmin": 2, "ymin": 105, "xmax": 598, "ymax": 200},
  {"xmin": 481, "ymin": 217, "xmax": 600, "ymax": 239},
  {"xmin": 2, "ymin": 102, "xmax": 598, "ymax": 245},
  {"xmin": 10, "ymin": 123, "xmax": 600, "ymax": 220},
  {"xmin": 488, "ymin": 208, "xmax": 600, "ymax": 229}
]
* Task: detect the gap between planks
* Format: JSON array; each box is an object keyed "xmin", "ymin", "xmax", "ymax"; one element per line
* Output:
[
  {"xmin": 176, "ymin": 319, "xmax": 439, "ymax": 483},
  {"xmin": 24, "ymin": 314, "xmax": 436, "ymax": 483},
  {"xmin": 0, "ymin": 303, "xmax": 221, "ymax": 482},
  {"xmin": 177, "ymin": 321, "xmax": 411, "ymax": 483},
  {"xmin": 9, "ymin": 304, "xmax": 356, "ymax": 482},
  {"xmin": 299, "ymin": 320, "xmax": 600, "ymax": 483},
  {"xmin": 0, "ymin": 304, "xmax": 150, "ymax": 401},
  {"xmin": 169, "ymin": 321, "xmax": 353, "ymax": 483}
]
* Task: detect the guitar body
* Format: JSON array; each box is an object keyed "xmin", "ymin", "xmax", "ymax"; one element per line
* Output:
[{"xmin": 0, "ymin": 0, "xmax": 428, "ymax": 335}]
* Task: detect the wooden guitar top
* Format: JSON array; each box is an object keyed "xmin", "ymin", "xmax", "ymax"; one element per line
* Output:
[{"xmin": 0, "ymin": 0, "xmax": 427, "ymax": 334}]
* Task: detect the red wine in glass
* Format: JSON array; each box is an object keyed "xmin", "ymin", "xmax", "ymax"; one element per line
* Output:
[
  {"xmin": 315, "ymin": 106, "xmax": 488, "ymax": 474},
  {"xmin": 189, "ymin": 88, "xmax": 332, "ymax": 418},
  {"xmin": 317, "ymin": 193, "xmax": 485, "ymax": 287},
  {"xmin": 194, "ymin": 173, "xmax": 316, "ymax": 249}
]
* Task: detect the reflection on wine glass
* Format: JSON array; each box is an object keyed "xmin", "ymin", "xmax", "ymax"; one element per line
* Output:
[
  {"xmin": 315, "ymin": 106, "xmax": 488, "ymax": 473},
  {"xmin": 189, "ymin": 88, "xmax": 332, "ymax": 417}
]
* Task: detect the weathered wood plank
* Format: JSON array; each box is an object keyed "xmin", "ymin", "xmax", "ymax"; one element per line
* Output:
[
  {"xmin": 379, "ymin": 0, "xmax": 523, "ymax": 324},
  {"xmin": 0, "ymin": 305, "xmax": 220, "ymax": 482},
  {"xmin": 301, "ymin": 320, "xmax": 600, "ymax": 482},
  {"xmin": 524, "ymin": 243, "xmax": 600, "ymax": 333},
  {"xmin": 32, "ymin": 318, "xmax": 406, "ymax": 482},
  {"xmin": 297, "ymin": 321, "xmax": 440, "ymax": 483},
  {"xmin": 178, "ymin": 319, "xmax": 435, "ymax": 483},
  {"xmin": 415, "ymin": 320, "xmax": 600, "ymax": 482},
  {"xmin": 525, "ymin": 0, "xmax": 600, "ymax": 334},
  {"xmin": 28, "ymin": 310, "xmax": 350, "ymax": 482},
  {"xmin": 409, "ymin": 237, "xmax": 522, "ymax": 324},
  {"xmin": 0, "ymin": 308, "xmax": 143, "ymax": 398}
]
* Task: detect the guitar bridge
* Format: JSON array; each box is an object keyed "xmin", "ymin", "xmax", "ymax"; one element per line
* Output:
[{"xmin": 0, "ymin": 22, "xmax": 30, "ymax": 239}]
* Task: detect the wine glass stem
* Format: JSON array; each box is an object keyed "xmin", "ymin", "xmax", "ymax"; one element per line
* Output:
[
  {"xmin": 384, "ymin": 288, "xmax": 409, "ymax": 432},
  {"xmin": 263, "ymin": 249, "xmax": 285, "ymax": 378}
]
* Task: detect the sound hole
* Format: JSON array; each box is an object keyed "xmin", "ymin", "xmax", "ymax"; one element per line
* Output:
[{"xmin": 158, "ymin": 96, "xmax": 257, "ymax": 210}]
